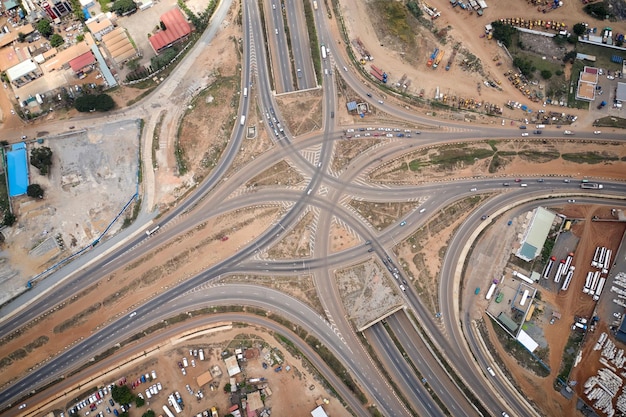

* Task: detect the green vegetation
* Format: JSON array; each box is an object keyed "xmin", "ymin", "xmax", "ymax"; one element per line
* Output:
[
  {"xmin": 75, "ymin": 94, "xmax": 115, "ymax": 112},
  {"xmin": 303, "ymin": 0, "xmax": 322, "ymax": 85},
  {"xmin": 594, "ymin": 116, "xmax": 626, "ymax": 129},
  {"xmin": 406, "ymin": 1, "xmax": 422, "ymax": 19},
  {"xmin": 30, "ymin": 147, "xmax": 53, "ymax": 175},
  {"xmin": 111, "ymin": 0, "xmax": 137, "ymax": 15},
  {"xmin": 562, "ymin": 152, "xmax": 618, "ymax": 164},
  {"xmin": 141, "ymin": 411, "xmax": 155, "ymax": 417},
  {"xmin": 374, "ymin": 0, "xmax": 416, "ymax": 48},
  {"xmin": 135, "ymin": 396, "xmax": 145, "ymax": 407},
  {"xmin": 583, "ymin": 1, "xmax": 612, "ymax": 19},
  {"xmin": 557, "ymin": 331, "xmax": 585, "ymax": 382},
  {"xmin": 490, "ymin": 21, "xmax": 516, "ymax": 47},
  {"xmin": 26, "ymin": 184, "xmax": 44, "ymax": 199},
  {"xmin": 567, "ymin": 60, "xmax": 589, "ymax": 110},
  {"xmin": 540, "ymin": 70, "xmax": 552, "ymax": 80},
  {"xmin": 111, "ymin": 384, "xmax": 135, "ymax": 404},
  {"xmin": 50, "ymin": 33, "xmax": 64, "ymax": 48},
  {"xmin": 36, "ymin": 20, "xmax": 53, "ymax": 38},
  {"xmin": 429, "ymin": 147, "xmax": 493, "ymax": 169},
  {"xmin": 573, "ymin": 23, "xmax": 586, "ymax": 36}
]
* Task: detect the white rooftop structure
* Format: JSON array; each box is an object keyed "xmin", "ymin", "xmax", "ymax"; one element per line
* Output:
[
  {"xmin": 311, "ymin": 406, "xmax": 329, "ymax": 417},
  {"xmin": 6, "ymin": 59, "xmax": 37, "ymax": 82}
]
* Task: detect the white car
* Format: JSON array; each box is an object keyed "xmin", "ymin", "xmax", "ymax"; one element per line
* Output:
[
  {"xmin": 18, "ymin": 404, "xmax": 27, "ymax": 410},
  {"xmin": 593, "ymin": 130, "xmax": 601, "ymax": 135},
  {"xmin": 563, "ymin": 130, "xmax": 574, "ymax": 135},
  {"xmin": 378, "ymin": 100, "xmax": 384, "ymax": 104},
  {"xmin": 607, "ymin": 75, "xmax": 615, "ymax": 80},
  {"xmin": 521, "ymin": 133, "xmax": 529, "ymax": 137}
]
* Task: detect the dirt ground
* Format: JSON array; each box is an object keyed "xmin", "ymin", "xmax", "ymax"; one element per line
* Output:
[
  {"xmin": 337, "ymin": 0, "xmax": 626, "ymax": 125},
  {"xmin": 39, "ymin": 324, "xmax": 345, "ymax": 417}
]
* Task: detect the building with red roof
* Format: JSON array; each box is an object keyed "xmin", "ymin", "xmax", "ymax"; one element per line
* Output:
[
  {"xmin": 69, "ymin": 51, "xmax": 95, "ymax": 73},
  {"xmin": 148, "ymin": 8, "xmax": 192, "ymax": 54}
]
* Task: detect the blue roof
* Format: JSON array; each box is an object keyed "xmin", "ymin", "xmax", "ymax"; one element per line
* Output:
[
  {"xmin": 346, "ymin": 101, "xmax": 358, "ymax": 111},
  {"xmin": 6, "ymin": 142, "xmax": 29, "ymax": 197}
]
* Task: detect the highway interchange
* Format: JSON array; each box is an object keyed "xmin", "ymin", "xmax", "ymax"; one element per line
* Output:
[{"xmin": 1, "ymin": 0, "xmax": 625, "ymax": 416}]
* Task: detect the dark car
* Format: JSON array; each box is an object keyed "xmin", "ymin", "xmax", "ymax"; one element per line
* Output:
[
  {"xmin": 519, "ymin": 125, "xmax": 527, "ymax": 129},
  {"xmin": 366, "ymin": 93, "xmax": 372, "ymax": 97},
  {"xmin": 109, "ymin": 399, "xmax": 114, "ymax": 407},
  {"xmin": 533, "ymin": 130, "xmax": 542, "ymax": 134},
  {"xmin": 481, "ymin": 215, "xmax": 488, "ymax": 220}
]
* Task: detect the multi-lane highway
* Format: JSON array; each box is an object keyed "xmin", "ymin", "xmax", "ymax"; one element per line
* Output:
[{"xmin": 1, "ymin": 0, "xmax": 624, "ymax": 416}]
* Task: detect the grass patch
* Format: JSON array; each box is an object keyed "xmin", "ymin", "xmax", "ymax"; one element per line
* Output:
[
  {"xmin": 303, "ymin": 0, "xmax": 322, "ymax": 85},
  {"xmin": 562, "ymin": 151, "xmax": 619, "ymax": 164},
  {"xmin": 567, "ymin": 60, "xmax": 590, "ymax": 110},
  {"xmin": 372, "ymin": 0, "xmax": 416, "ymax": 49},
  {"xmin": 518, "ymin": 150, "xmax": 560, "ymax": 163},
  {"xmin": 577, "ymin": 42, "xmax": 625, "ymax": 72},
  {"xmin": 556, "ymin": 331, "xmax": 585, "ymax": 382},
  {"xmin": 594, "ymin": 116, "xmax": 626, "ymax": 129},
  {"xmin": 429, "ymin": 147, "xmax": 494, "ymax": 169},
  {"xmin": 408, "ymin": 159, "xmax": 422, "ymax": 171}
]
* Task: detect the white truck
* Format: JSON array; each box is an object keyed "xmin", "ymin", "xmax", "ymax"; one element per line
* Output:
[{"xmin": 240, "ymin": 115, "xmax": 246, "ymax": 126}]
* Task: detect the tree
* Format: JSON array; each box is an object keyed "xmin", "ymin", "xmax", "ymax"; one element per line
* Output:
[
  {"xmin": 111, "ymin": 385, "xmax": 134, "ymax": 405},
  {"xmin": 3, "ymin": 212, "xmax": 16, "ymax": 226},
  {"xmin": 406, "ymin": 1, "xmax": 423, "ymax": 19},
  {"xmin": 562, "ymin": 50, "xmax": 577, "ymax": 63},
  {"xmin": 75, "ymin": 94, "xmax": 115, "ymax": 112},
  {"xmin": 490, "ymin": 21, "xmax": 517, "ymax": 48},
  {"xmin": 141, "ymin": 411, "xmax": 155, "ymax": 417},
  {"xmin": 584, "ymin": 2, "xmax": 611, "ymax": 19},
  {"xmin": 111, "ymin": 0, "xmax": 137, "ymax": 15},
  {"xmin": 573, "ymin": 23, "xmax": 586, "ymax": 36},
  {"xmin": 513, "ymin": 57, "xmax": 535, "ymax": 78},
  {"xmin": 36, "ymin": 19, "xmax": 53, "ymax": 38},
  {"xmin": 135, "ymin": 396, "xmax": 145, "ymax": 407},
  {"xmin": 30, "ymin": 147, "xmax": 53, "ymax": 175},
  {"xmin": 26, "ymin": 184, "xmax": 44, "ymax": 199},
  {"xmin": 50, "ymin": 33, "xmax": 64, "ymax": 48},
  {"xmin": 17, "ymin": 32, "xmax": 26, "ymax": 42},
  {"xmin": 540, "ymin": 70, "xmax": 552, "ymax": 80}
]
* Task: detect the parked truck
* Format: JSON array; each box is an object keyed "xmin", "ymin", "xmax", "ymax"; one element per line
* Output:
[
  {"xmin": 432, "ymin": 50, "xmax": 445, "ymax": 68},
  {"xmin": 163, "ymin": 406, "xmax": 175, "ymax": 417}
]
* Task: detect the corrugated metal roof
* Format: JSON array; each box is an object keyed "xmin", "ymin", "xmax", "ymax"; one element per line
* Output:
[
  {"xmin": 517, "ymin": 207, "xmax": 555, "ymax": 261},
  {"xmin": 149, "ymin": 8, "xmax": 191, "ymax": 53}
]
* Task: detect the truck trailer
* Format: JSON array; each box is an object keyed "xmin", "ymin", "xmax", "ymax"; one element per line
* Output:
[
  {"xmin": 581, "ymin": 182, "xmax": 603, "ymax": 189},
  {"xmin": 485, "ymin": 283, "xmax": 497, "ymax": 300}
]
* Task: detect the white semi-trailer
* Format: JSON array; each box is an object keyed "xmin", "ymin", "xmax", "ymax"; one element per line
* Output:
[
  {"xmin": 485, "ymin": 283, "xmax": 497, "ymax": 300},
  {"xmin": 163, "ymin": 406, "xmax": 175, "ymax": 417},
  {"xmin": 594, "ymin": 277, "xmax": 607, "ymax": 301}
]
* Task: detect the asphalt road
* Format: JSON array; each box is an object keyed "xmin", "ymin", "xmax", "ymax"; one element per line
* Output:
[{"xmin": 2, "ymin": 0, "xmax": 626, "ymax": 416}]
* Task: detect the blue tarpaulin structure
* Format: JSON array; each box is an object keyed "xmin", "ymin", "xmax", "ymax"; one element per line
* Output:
[{"xmin": 6, "ymin": 142, "xmax": 29, "ymax": 197}]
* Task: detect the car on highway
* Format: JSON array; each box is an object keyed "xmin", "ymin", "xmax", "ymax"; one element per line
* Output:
[
  {"xmin": 414, "ymin": 131, "xmax": 421, "ymax": 134},
  {"xmin": 481, "ymin": 215, "xmax": 488, "ymax": 220},
  {"xmin": 533, "ymin": 130, "xmax": 542, "ymax": 134},
  {"xmin": 129, "ymin": 312, "xmax": 137, "ymax": 318},
  {"xmin": 567, "ymin": 199, "xmax": 576, "ymax": 203},
  {"xmin": 521, "ymin": 133, "xmax": 529, "ymax": 136},
  {"xmin": 563, "ymin": 130, "xmax": 574, "ymax": 135},
  {"xmin": 470, "ymin": 187, "xmax": 477, "ymax": 192},
  {"xmin": 367, "ymin": 248, "xmax": 374, "ymax": 252},
  {"xmin": 515, "ymin": 178, "xmax": 522, "ymax": 182},
  {"xmin": 594, "ymin": 130, "xmax": 601, "ymax": 134},
  {"xmin": 378, "ymin": 100, "xmax": 384, "ymax": 104},
  {"xmin": 18, "ymin": 404, "xmax": 27, "ymax": 410},
  {"xmin": 366, "ymin": 93, "xmax": 372, "ymax": 97},
  {"xmin": 365, "ymin": 240, "xmax": 371, "ymax": 245},
  {"xmin": 563, "ymin": 179, "xmax": 570, "ymax": 183},
  {"xmin": 519, "ymin": 125, "xmax": 527, "ymax": 129},
  {"xmin": 400, "ymin": 221, "xmax": 406, "ymax": 226},
  {"xmin": 502, "ymin": 182, "xmax": 509, "ymax": 186},
  {"xmin": 537, "ymin": 178, "xmax": 544, "ymax": 182}
]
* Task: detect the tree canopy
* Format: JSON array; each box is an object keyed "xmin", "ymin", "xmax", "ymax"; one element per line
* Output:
[
  {"xmin": 75, "ymin": 94, "xmax": 115, "ymax": 112},
  {"xmin": 27, "ymin": 184, "xmax": 44, "ymax": 199},
  {"xmin": 573, "ymin": 23, "xmax": 586, "ymax": 37},
  {"xmin": 50, "ymin": 33, "xmax": 64, "ymax": 48},
  {"xmin": 30, "ymin": 147, "xmax": 53, "ymax": 175},
  {"xmin": 111, "ymin": 385, "xmax": 134, "ymax": 405},
  {"xmin": 111, "ymin": 0, "xmax": 137, "ymax": 15},
  {"xmin": 37, "ymin": 19, "xmax": 53, "ymax": 38},
  {"xmin": 490, "ymin": 21, "xmax": 516, "ymax": 48}
]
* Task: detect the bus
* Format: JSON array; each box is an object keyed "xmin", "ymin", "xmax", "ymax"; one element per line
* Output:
[{"xmin": 321, "ymin": 45, "xmax": 327, "ymax": 59}]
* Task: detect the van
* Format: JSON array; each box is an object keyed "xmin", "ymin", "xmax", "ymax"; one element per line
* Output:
[
  {"xmin": 536, "ymin": 124, "xmax": 545, "ymax": 129},
  {"xmin": 487, "ymin": 367, "xmax": 496, "ymax": 376},
  {"xmin": 520, "ymin": 183, "xmax": 528, "ymax": 187}
]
